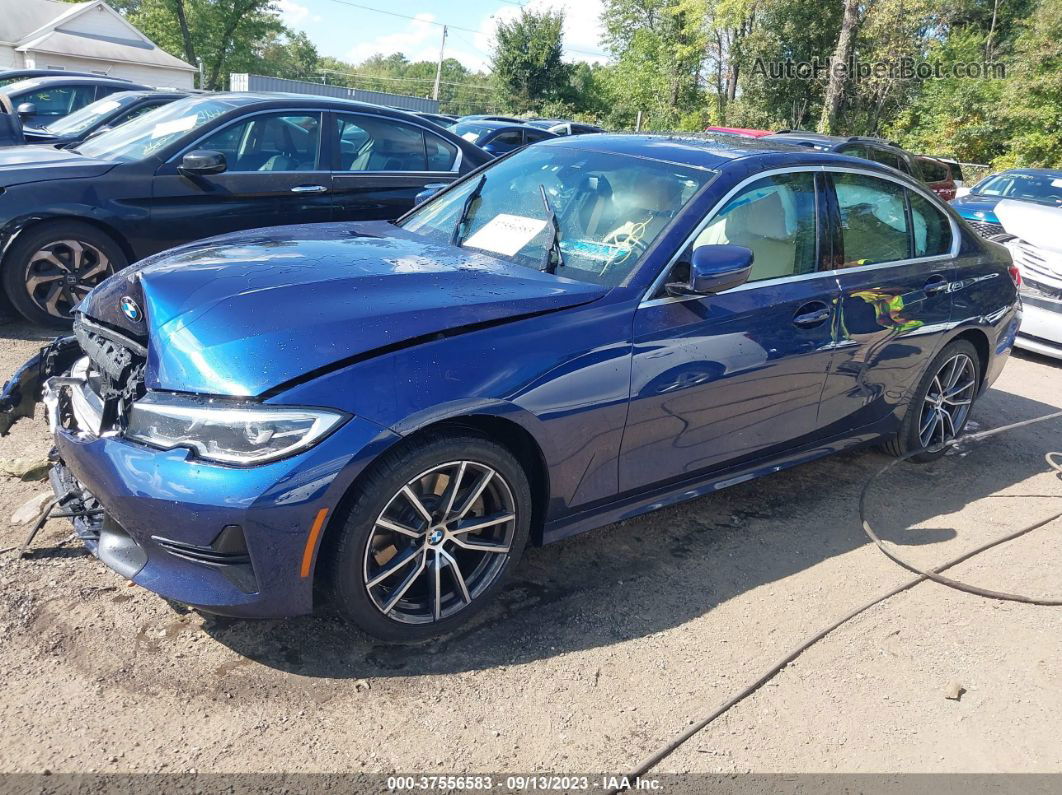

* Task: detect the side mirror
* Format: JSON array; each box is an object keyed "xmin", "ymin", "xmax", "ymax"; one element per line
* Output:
[
  {"xmin": 415, "ymin": 182, "xmax": 449, "ymax": 205},
  {"xmin": 178, "ymin": 149, "xmax": 227, "ymax": 176},
  {"xmin": 15, "ymin": 102, "xmax": 36, "ymax": 119},
  {"xmin": 666, "ymin": 244, "xmax": 754, "ymax": 297}
]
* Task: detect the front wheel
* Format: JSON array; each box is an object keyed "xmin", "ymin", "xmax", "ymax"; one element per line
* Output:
[
  {"xmin": 2, "ymin": 221, "xmax": 127, "ymax": 327},
  {"xmin": 885, "ymin": 339, "xmax": 981, "ymax": 462},
  {"xmin": 329, "ymin": 432, "xmax": 532, "ymax": 642}
]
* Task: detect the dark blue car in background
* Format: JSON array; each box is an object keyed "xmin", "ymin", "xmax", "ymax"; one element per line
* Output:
[
  {"xmin": 950, "ymin": 167, "xmax": 1062, "ymax": 238},
  {"xmin": 0, "ymin": 134, "xmax": 1020, "ymax": 642}
]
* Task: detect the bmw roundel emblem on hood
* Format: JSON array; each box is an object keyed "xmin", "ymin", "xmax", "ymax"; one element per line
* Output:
[{"xmin": 119, "ymin": 296, "xmax": 143, "ymax": 323}]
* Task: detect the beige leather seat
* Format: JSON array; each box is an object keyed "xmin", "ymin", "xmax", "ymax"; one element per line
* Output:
[{"xmin": 694, "ymin": 190, "xmax": 796, "ymax": 281}]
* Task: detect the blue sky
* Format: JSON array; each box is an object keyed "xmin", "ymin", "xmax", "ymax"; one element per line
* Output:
[{"xmin": 275, "ymin": 0, "xmax": 608, "ymax": 74}]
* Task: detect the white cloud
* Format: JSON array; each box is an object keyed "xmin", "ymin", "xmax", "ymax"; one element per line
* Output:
[
  {"xmin": 347, "ymin": 12, "xmax": 445, "ymax": 65},
  {"xmin": 277, "ymin": 0, "xmax": 310, "ymax": 27}
]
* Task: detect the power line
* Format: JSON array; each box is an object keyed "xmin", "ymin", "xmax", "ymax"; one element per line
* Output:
[
  {"xmin": 319, "ymin": 0, "xmax": 611, "ymax": 60},
  {"xmin": 317, "ymin": 67, "xmax": 493, "ymax": 91}
]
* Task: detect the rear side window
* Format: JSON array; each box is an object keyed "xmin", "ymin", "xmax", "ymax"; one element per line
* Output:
[
  {"xmin": 909, "ymin": 191, "xmax": 952, "ymax": 257},
  {"xmin": 867, "ymin": 147, "xmax": 904, "ymax": 171},
  {"xmin": 918, "ymin": 158, "xmax": 950, "ymax": 183},
  {"xmin": 335, "ymin": 114, "xmax": 429, "ymax": 172},
  {"xmin": 425, "ymin": 133, "xmax": 457, "ymax": 171},
  {"xmin": 525, "ymin": 130, "xmax": 552, "ymax": 143},
  {"xmin": 492, "ymin": 130, "xmax": 523, "ymax": 147},
  {"xmin": 833, "ymin": 172, "xmax": 909, "ymax": 266},
  {"xmin": 693, "ymin": 172, "xmax": 818, "ymax": 282}
]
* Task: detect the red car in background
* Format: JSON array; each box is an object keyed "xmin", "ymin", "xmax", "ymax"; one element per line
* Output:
[
  {"xmin": 916, "ymin": 156, "xmax": 957, "ymax": 201},
  {"xmin": 705, "ymin": 126, "xmax": 773, "ymax": 138}
]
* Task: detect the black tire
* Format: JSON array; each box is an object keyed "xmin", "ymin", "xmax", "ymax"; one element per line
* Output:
[
  {"xmin": 2, "ymin": 220, "xmax": 127, "ymax": 327},
  {"xmin": 884, "ymin": 338, "xmax": 981, "ymax": 463},
  {"xmin": 329, "ymin": 431, "xmax": 532, "ymax": 642}
]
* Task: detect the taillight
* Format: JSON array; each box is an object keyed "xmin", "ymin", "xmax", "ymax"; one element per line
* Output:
[{"xmin": 1008, "ymin": 264, "xmax": 1021, "ymax": 288}]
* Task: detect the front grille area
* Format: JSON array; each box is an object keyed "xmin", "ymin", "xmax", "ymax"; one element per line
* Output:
[
  {"xmin": 55, "ymin": 317, "xmax": 147, "ymax": 436},
  {"xmin": 967, "ymin": 220, "xmax": 1005, "ymax": 238}
]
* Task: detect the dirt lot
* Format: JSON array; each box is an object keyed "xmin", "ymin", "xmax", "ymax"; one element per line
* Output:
[{"xmin": 0, "ymin": 320, "xmax": 1059, "ymax": 777}]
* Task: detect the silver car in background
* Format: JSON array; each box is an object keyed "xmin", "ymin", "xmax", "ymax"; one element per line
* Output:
[{"xmin": 994, "ymin": 199, "xmax": 1062, "ymax": 358}]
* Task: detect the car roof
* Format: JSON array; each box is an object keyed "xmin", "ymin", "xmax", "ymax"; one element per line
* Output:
[
  {"xmin": 104, "ymin": 90, "xmax": 188, "ymax": 102},
  {"xmin": 764, "ymin": 131, "xmax": 905, "ymax": 152},
  {"xmin": 1, "ymin": 75, "xmax": 147, "ymax": 93},
  {"xmin": 996, "ymin": 167, "xmax": 1062, "ymax": 178},
  {"xmin": 533, "ymin": 132, "xmax": 918, "ymax": 174},
  {"xmin": 0, "ymin": 68, "xmax": 131, "ymax": 81}
]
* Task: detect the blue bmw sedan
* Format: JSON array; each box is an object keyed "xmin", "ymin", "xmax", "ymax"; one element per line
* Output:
[{"xmin": 1, "ymin": 134, "xmax": 1020, "ymax": 641}]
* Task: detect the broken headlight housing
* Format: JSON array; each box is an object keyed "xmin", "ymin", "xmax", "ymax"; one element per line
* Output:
[{"xmin": 124, "ymin": 393, "xmax": 347, "ymax": 465}]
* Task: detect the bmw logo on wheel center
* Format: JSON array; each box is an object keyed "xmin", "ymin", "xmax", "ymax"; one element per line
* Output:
[{"xmin": 119, "ymin": 296, "xmax": 142, "ymax": 323}]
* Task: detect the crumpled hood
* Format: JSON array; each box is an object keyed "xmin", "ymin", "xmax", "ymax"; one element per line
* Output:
[
  {"xmin": 0, "ymin": 145, "xmax": 116, "ymax": 185},
  {"xmin": 994, "ymin": 199, "xmax": 1062, "ymax": 256},
  {"xmin": 80, "ymin": 222, "xmax": 607, "ymax": 397}
]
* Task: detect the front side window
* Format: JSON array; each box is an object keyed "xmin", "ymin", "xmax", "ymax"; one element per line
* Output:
[
  {"xmin": 18, "ymin": 85, "xmax": 95, "ymax": 117},
  {"xmin": 692, "ymin": 172, "xmax": 818, "ymax": 282},
  {"xmin": 834, "ymin": 172, "xmax": 909, "ymax": 266},
  {"xmin": 336, "ymin": 114, "xmax": 430, "ymax": 172},
  {"xmin": 197, "ymin": 113, "xmax": 321, "ymax": 172},
  {"xmin": 400, "ymin": 144, "xmax": 712, "ymax": 287},
  {"xmin": 909, "ymin": 191, "xmax": 952, "ymax": 257}
]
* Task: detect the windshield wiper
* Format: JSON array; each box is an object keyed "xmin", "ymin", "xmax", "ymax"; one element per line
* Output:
[
  {"xmin": 538, "ymin": 184, "xmax": 564, "ymax": 274},
  {"xmin": 450, "ymin": 174, "xmax": 486, "ymax": 247}
]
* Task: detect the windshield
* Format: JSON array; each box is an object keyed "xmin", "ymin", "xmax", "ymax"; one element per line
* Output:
[
  {"xmin": 400, "ymin": 144, "xmax": 713, "ymax": 286},
  {"xmin": 973, "ymin": 172, "xmax": 1062, "ymax": 206},
  {"xmin": 449, "ymin": 122, "xmax": 497, "ymax": 143},
  {"xmin": 40, "ymin": 94, "xmax": 134, "ymax": 135},
  {"xmin": 75, "ymin": 96, "xmax": 244, "ymax": 162}
]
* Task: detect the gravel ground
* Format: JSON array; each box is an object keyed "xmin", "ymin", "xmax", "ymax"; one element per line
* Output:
[{"xmin": 0, "ymin": 319, "xmax": 1059, "ymax": 777}]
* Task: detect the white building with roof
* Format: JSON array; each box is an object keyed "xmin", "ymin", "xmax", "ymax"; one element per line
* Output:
[{"xmin": 0, "ymin": 0, "xmax": 196, "ymax": 88}]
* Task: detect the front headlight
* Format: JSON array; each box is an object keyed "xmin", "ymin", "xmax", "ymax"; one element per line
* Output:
[{"xmin": 125, "ymin": 393, "xmax": 347, "ymax": 465}]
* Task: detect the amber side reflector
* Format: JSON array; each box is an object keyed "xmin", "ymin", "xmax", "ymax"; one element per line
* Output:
[{"xmin": 300, "ymin": 508, "xmax": 329, "ymax": 578}]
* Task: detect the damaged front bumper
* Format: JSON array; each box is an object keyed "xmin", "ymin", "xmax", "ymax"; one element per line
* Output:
[
  {"xmin": 0, "ymin": 336, "xmax": 80, "ymax": 435},
  {"xmin": 2, "ymin": 326, "xmax": 398, "ymax": 618}
]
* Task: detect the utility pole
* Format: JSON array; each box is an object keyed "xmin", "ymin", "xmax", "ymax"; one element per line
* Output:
[{"xmin": 432, "ymin": 25, "xmax": 447, "ymax": 102}]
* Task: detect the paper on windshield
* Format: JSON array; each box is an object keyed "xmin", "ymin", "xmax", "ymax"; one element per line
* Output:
[
  {"xmin": 1052, "ymin": 178, "xmax": 1062, "ymax": 188},
  {"xmin": 464, "ymin": 214, "xmax": 547, "ymax": 256},
  {"xmin": 461, "ymin": 132, "xmax": 479, "ymax": 142},
  {"xmin": 96, "ymin": 100, "xmax": 121, "ymax": 113},
  {"xmin": 151, "ymin": 115, "xmax": 197, "ymax": 138}
]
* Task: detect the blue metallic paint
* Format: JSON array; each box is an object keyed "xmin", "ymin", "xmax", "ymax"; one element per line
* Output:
[{"xmin": 37, "ymin": 137, "xmax": 1019, "ymax": 618}]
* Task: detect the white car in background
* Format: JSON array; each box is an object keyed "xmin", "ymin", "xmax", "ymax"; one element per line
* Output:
[{"xmin": 994, "ymin": 199, "xmax": 1062, "ymax": 359}]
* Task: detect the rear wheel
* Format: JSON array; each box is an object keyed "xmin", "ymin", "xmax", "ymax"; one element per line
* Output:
[
  {"xmin": 329, "ymin": 432, "xmax": 532, "ymax": 642},
  {"xmin": 2, "ymin": 221, "xmax": 126, "ymax": 327},
  {"xmin": 885, "ymin": 339, "xmax": 981, "ymax": 462}
]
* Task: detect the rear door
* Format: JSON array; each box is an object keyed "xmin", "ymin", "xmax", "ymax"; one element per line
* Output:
[
  {"xmin": 148, "ymin": 109, "xmax": 332, "ymax": 253},
  {"xmin": 619, "ymin": 170, "xmax": 840, "ymax": 492},
  {"xmin": 817, "ymin": 169, "xmax": 956, "ymax": 432},
  {"xmin": 328, "ymin": 111, "xmax": 461, "ymax": 222}
]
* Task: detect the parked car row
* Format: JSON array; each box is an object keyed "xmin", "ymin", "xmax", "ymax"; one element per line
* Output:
[
  {"xmin": 0, "ymin": 92, "xmax": 490, "ymax": 324},
  {"xmin": 0, "ymin": 130, "xmax": 1021, "ymax": 641}
]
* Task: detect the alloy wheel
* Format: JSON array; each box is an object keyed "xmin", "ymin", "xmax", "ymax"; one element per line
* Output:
[
  {"xmin": 24, "ymin": 239, "xmax": 113, "ymax": 319},
  {"xmin": 918, "ymin": 352, "xmax": 976, "ymax": 452},
  {"xmin": 363, "ymin": 460, "xmax": 517, "ymax": 625}
]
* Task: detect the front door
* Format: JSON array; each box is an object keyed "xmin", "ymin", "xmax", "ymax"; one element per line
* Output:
[
  {"xmin": 619, "ymin": 171, "xmax": 839, "ymax": 492},
  {"xmin": 147, "ymin": 111, "xmax": 333, "ymax": 255},
  {"xmin": 329, "ymin": 112, "xmax": 461, "ymax": 222},
  {"xmin": 817, "ymin": 171, "xmax": 956, "ymax": 432}
]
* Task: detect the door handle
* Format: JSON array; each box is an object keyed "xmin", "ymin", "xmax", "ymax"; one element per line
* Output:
[
  {"xmin": 792, "ymin": 302, "xmax": 831, "ymax": 328},
  {"xmin": 291, "ymin": 184, "xmax": 327, "ymax": 193},
  {"xmin": 924, "ymin": 274, "xmax": 949, "ymax": 295}
]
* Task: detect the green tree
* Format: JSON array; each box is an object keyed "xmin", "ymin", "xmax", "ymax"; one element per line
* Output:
[{"xmin": 490, "ymin": 8, "xmax": 571, "ymax": 114}]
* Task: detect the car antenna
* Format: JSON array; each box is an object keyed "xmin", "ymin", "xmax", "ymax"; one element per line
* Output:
[{"xmin": 539, "ymin": 184, "xmax": 564, "ymax": 274}]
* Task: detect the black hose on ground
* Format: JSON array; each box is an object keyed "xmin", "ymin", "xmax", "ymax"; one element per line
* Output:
[{"xmin": 616, "ymin": 409, "xmax": 1062, "ymax": 789}]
